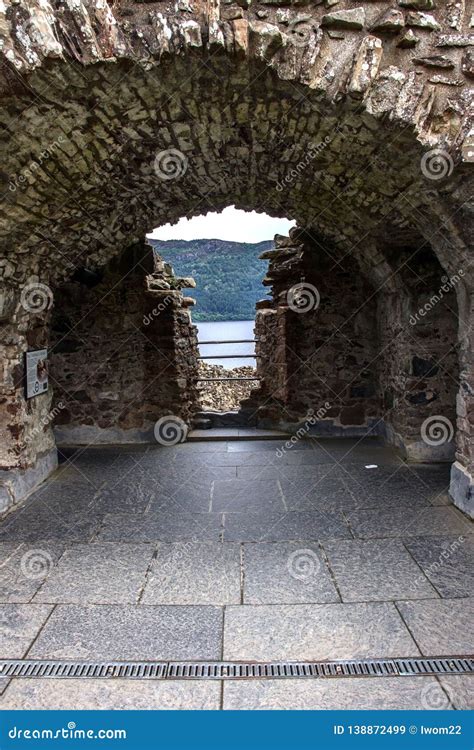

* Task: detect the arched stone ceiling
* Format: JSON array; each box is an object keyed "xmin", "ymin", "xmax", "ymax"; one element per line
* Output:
[{"xmin": 0, "ymin": 0, "xmax": 472, "ymax": 289}]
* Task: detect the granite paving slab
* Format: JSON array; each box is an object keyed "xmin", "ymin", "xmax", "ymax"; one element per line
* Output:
[
  {"xmin": 236, "ymin": 464, "xmax": 336, "ymax": 480},
  {"xmin": 243, "ymin": 542, "xmax": 339, "ymax": 604},
  {"xmin": 29, "ymin": 604, "xmax": 223, "ymax": 660},
  {"xmin": 151, "ymin": 466, "xmax": 237, "ymax": 483},
  {"xmin": 16, "ymin": 480, "xmax": 99, "ymax": 515},
  {"xmin": 223, "ymin": 510, "xmax": 351, "ymax": 542},
  {"xmin": 403, "ymin": 535, "xmax": 474, "ymax": 598},
  {"xmin": 341, "ymin": 468, "xmax": 433, "ymax": 510},
  {"xmin": 312, "ymin": 438, "xmax": 401, "ymax": 466},
  {"xmin": 426, "ymin": 491, "xmax": 452, "ymax": 507},
  {"xmin": 437, "ymin": 676, "xmax": 474, "ymax": 710},
  {"xmin": 94, "ymin": 481, "xmax": 159, "ymax": 515},
  {"xmin": 223, "ymin": 602, "xmax": 419, "ymax": 660},
  {"xmin": 222, "ymin": 676, "xmax": 448, "ymax": 710},
  {"xmin": 279, "ymin": 475, "xmax": 355, "ymax": 512},
  {"xmin": 98, "ymin": 511, "xmax": 223, "ymax": 542},
  {"xmin": 212, "ymin": 480, "xmax": 285, "ymax": 513},
  {"xmin": 341, "ymin": 466, "xmax": 411, "ymax": 488},
  {"xmin": 348, "ymin": 506, "xmax": 472, "ymax": 539},
  {"xmin": 147, "ymin": 481, "xmax": 214, "ymax": 513},
  {"xmin": 141, "ymin": 542, "xmax": 241, "ymax": 605},
  {"xmin": 323, "ymin": 539, "xmax": 438, "ymax": 602},
  {"xmin": 58, "ymin": 449, "xmax": 125, "ymax": 476},
  {"xmin": 0, "ymin": 679, "xmax": 221, "ymax": 710},
  {"xmin": 204, "ymin": 452, "xmax": 284, "ymax": 468},
  {"xmin": 396, "ymin": 598, "xmax": 474, "ymax": 655},
  {"xmin": 276, "ymin": 451, "xmax": 339, "ymax": 466},
  {"xmin": 0, "ymin": 604, "xmax": 52, "ymax": 657},
  {"xmin": 34, "ymin": 543, "xmax": 154, "ymax": 604},
  {"xmin": 409, "ymin": 464, "xmax": 452, "ymax": 489},
  {"xmin": 170, "ymin": 442, "xmax": 229, "ymax": 453},
  {"xmin": 0, "ymin": 504, "xmax": 101, "ymax": 543},
  {"xmin": 0, "ymin": 542, "xmax": 66, "ymax": 603},
  {"xmin": 50, "ymin": 464, "xmax": 105, "ymax": 489},
  {"xmin": 227, "ymin": 440, "xmax": 310, "ymax": 452},
  {"xmin": 345, "ymin": 485, "xmax": 433, "ymax": 511},
  {"xmin": 112, "ymin": 450, "xmax": 177, "ymax": 474},
  {"xmin": 391, "ymin": 465, "xmax": 451, "ymax": 506}
]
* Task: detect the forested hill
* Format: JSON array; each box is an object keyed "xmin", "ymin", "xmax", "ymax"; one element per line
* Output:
[{"xmin": 148, "ymin": 238, "xmax": 272, "ymax": 321}]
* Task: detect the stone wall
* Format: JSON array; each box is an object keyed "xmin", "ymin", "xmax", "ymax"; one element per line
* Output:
[
  {"xmin": 377, "ymin": 246, "xmax": 460, "ymax": 461},
  {"xmin": 50, "ymin": 242, "xmax": 200, "ymax": 445},
  {"xmin": 256, "ymin": 231, "xmax": 381, "ymax": 434},
  {"xmin": 450, "ymin": 284, "xmax": 474, "ymax": 517},
  {"xmin": 0, "ymin": 305, "xmax": 57, "ymax": 513},
  {"xmin": 255, "ymin": 230, "xmax": 460, "ymax": 467}
]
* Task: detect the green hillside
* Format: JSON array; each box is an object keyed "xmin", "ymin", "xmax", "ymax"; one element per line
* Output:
[{"xmin": 149, "ymin": 238, "xmax": 272, "ymax": 321}]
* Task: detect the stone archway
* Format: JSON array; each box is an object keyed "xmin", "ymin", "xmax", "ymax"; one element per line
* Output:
[{"xmin": 0, "ymin": 0, "xmax": 472, "ymax": 516}]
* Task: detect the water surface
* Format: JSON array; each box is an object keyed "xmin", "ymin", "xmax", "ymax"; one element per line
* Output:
[{"xmin": 196, "ymin": 320, "xmax": 255, "ymax": 369}]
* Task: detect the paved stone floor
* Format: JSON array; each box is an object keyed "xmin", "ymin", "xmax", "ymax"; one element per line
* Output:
[{"xmin": 0, "ymin": 437, "xmax": 472, "ymax": 710}]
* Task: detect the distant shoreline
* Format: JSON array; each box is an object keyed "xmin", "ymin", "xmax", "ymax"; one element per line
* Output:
[{"xmin": 150, "ymin": 237, "xmax": 271, "ymax": 321}]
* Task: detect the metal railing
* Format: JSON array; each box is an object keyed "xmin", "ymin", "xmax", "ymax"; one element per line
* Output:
[{"xmin": 196, "ymin": 338, "xmax": 260, "ymax": 382}]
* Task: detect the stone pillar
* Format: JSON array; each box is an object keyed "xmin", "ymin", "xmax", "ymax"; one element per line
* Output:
[
  {"xmin": 252, "ymin": 233, "xmax": 303, "ymax": 424},
  {"xmin": 254, "ymin": 304, "xmax": 289, "ymax": 414},
  {"xmin": 449, "ymin": 282, "xmax": 474, "ymax": 518},
  {"xmin": 0, "ymin": 283, "xmax": 57, "ymax": 514},
  {"xmin": 141, "ymin": 256, "xmax": 200, "ymax": 430}
]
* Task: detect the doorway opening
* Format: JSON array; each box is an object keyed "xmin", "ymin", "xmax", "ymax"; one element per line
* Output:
[{"xmin": 148, "ymin": 207, "xmax": 294, "ymax": 428}]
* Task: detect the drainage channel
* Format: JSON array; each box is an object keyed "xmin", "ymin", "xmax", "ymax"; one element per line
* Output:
[{"xmin": 0, "ymin": 657, "xmax": 472, "ymax": 681}]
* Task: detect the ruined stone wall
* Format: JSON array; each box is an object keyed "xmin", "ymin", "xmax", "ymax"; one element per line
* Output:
[
  {"xmin": 256, "ymin": 231, "xmax": 381, "ymax": 433},
  {"xmin": 377, "ymin": 248, "xmax": 460, "ymax": 460},
  {"xmin": 50, "ymin": 243, "xmax": 200, "ymax": 444},
  {"xmin": 255, "ymin": 305, "xmax": 289, "ymax": 405},
  {"xmin": 256, "ymin": 231, "xmax": 460, "ymax": 460},
  {"xmin": 450, "ymin": 284, "xmax": 474, "ymax": 516},
  {"xmin": 0, "ymin": 306, "xmax": 57, "ymax": 512}
]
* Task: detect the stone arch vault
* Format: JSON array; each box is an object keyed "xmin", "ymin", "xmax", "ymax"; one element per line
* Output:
[{"xmin": 0, "ymin": 0, "xmax": 472, "ymax": 516}]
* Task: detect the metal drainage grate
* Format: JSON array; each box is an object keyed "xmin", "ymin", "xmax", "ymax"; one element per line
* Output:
[{"xmin": 0, "ymin": 657, "xmax": 472, "ymax": 681}]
